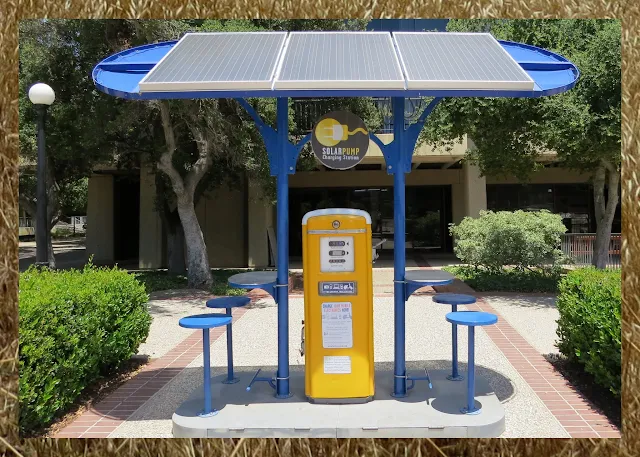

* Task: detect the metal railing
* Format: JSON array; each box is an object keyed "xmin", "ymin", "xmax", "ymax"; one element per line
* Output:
[
  {"xmin": 561, "ymin": 233, "xmax": 621, "ymax": 268},
  {"xmin": 19, "ymin": 217, "xmax": 33, "ymax": 227},
  {"xmin": 292, "ymin": 97, "xmax": 427, "ymax": 134}
]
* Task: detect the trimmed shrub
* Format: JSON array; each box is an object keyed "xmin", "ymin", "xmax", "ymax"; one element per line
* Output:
[
  {"xmin": 449, "ymin": 210, "xmax": 567, "ymax": 271},
  {"xmin": 444, "ymin": 265, "xmax": 563, "ymax": 293},
  {"xmin": 19, "ymin": 264, "xmax": 151, "ymax": 432},
  {"xmin": 556, "ymin": 268, "xmax": 621, "ymax": 396}
]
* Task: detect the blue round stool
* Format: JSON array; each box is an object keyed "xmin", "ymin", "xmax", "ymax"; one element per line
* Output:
[
  {"xmin": 179, "ymin": 314, "xmax": 232, "ymax": 417},
  {"xmin": 433, "ymin": 293, "xmax": 477, "ymax": 381},
  {"xmin": 206, "ymin": 296, "xmax": 251, "ymax": 384},
  {"xmin": 445, "ymin": 311, "xmax": 498, "ymax": 415}
]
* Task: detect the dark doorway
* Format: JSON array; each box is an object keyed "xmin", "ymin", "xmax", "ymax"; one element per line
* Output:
[
  {"xmin": 289, "ymin": 185, "xmax": 453, "ymax": 257},
  {"xmin": 113, "ymin": 174, "xmax": 140, "ymax": 263}
]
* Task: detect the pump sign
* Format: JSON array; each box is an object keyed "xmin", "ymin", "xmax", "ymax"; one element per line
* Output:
[
  {"xmin": 311, "ymin": 111, "xmax": 369, "ymax": 170},
  {"xmin": 302, "ymin": 209, "xmax": 375, "ymax": 403}
]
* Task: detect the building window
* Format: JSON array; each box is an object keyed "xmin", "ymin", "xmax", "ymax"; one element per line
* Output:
[{"xmin": 487, "ymin": 183, "xmax": 593, "ymax": 233}]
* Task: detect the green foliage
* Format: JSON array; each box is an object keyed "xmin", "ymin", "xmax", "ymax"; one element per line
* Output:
[
  {"xmin": 19, "ymin": 20, "xmax": 132, "ymax": 182},
  {"xmin": 449, "ymin": 210, "xmax": 567, "ymax": 271},
  {"xmin": 132, "ymin": 268, "xmax": 249, "ymax": 295},
  {"xmin": 19, "ymin": 264, "xmax": 151, "ymax": 432},
  {"xmin": 556, "ymin": 267, "xmax": 621, "ymax": 396},
  {"xmin": 443, "ymin": 265, "xmax": 563, "ymax": 293},
  {"xmin": 422, "ymin": 19, "xmax": 621, "ymax": 180}
]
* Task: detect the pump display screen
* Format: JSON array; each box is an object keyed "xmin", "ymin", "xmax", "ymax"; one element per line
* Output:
[{"xmin": 320, "ymin": 236, "xmax": 354, "ymax": 272}]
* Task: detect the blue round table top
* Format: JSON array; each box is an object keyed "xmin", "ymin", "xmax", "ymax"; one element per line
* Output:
[
  {"xmin": 179, "ymin": 314, "xmax": 232, "ymax": 330},
  {"xmin": 228, "ymin": 271, "xmax": 277, "ymax": 288},
  {"xmin": 446, "ymin": 311, "xmax": 498, "ymax": 327},
  {"xmin": 405, "ymin": 269, "xmax": 454, "ymax": 285},
  {"xmin": 434, "ymin": 293, "xmax": 477, "ymax": 305},
  {"xmin": 206, "ymin": 296, "xmax": 251, "ymax": 309}
]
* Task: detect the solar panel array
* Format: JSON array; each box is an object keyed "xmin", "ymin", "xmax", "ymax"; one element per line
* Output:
[
  {"xmin": 274, "ymin": 32, "xmax": 404, "ymax": 89},
  {"xmin": 139, "ymin": 32, "xmax": 287, "ymax": 91},
  {"xmin": 393, "ymin": 33, "xmax": 534, "ymax": 90},
  {"xmin": 138, "ymin": 31, "xmax": 534, "ymax": 93}
]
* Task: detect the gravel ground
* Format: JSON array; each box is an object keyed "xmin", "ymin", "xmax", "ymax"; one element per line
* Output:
[
  {"xmin": 110, "ymin": 294, "xmax": 566, "ymax": 438},
  {"xmin": 482, "ymin": 294, "xmax": 560, "ymax": 355},
  {"xmin": 137, "ymin": 290, "xmax": 217, "ymax": 359}
]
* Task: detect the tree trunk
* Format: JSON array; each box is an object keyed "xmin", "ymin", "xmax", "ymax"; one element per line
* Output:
[
  {"xmin": 166, "ymin": 214, "xmax": 186, "ymax": 274},
  {"xmin": 176, "ymin": 195, "xmax": 211, "ymax": 288},
  {"xmin": 592, "ymin": 161, "xmax": 620, "ymax": 269},
  {"xmin": 156, "ymin": 100, "xmax": 213, "ymax": 289},
  {"xmin": 47, "ymin": 235, "xmax": 56, "ymax": 269}
]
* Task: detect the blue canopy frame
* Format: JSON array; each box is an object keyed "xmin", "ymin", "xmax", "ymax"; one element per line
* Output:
[{"xmin": 93, "ymin": 34, "xmax": 579, "ymax": 399}]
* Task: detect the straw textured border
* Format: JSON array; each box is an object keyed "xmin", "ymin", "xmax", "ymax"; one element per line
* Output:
[{"xmin": 2, "ymin": 2, "xmax": 638, "ymax": 456}]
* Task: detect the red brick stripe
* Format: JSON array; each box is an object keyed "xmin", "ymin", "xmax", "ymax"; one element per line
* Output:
[
  {"xmin": 462, "ymin": 296, "xmax": 620, "ymax": 438},
  {"xmin": 54, "ymin": 304, "xmax": 250, "ymax": 438}
]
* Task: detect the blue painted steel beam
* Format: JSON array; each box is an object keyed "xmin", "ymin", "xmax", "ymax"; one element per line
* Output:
[
  {"xmin": 96, "ymin": 85, "xmax": 577, "ymax": 101},
  {"xmin": 379, "ymin": 97, "xmax": 442, "ymax": 398},
  {"xmin": 234, "ymin": 98, "xmax": 311, "ymax": 399},
  {"xmin": 95, "ymin": 62, "xmax": 157, "ymax": 72},
  {"xmin": 391, "ymin": 97, "xmax": 407, "ymax": 397},
  {"xmin": 275, "ymin": 97, "xmax": 292, "ymax": 399}
]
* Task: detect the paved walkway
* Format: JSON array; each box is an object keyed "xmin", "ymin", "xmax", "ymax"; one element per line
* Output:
[
  {"xmin": 19, "ymin": 238, "xmax": 87, "ymax": 271},
  {"xmin": 54, "ymin": 270, "xmax": 620, "ymax": 439}
]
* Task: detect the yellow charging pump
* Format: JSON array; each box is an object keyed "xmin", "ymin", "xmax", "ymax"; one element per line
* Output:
[{"xmin": 302, "ymin": 209, "xmax": 374, "ymax": 403}]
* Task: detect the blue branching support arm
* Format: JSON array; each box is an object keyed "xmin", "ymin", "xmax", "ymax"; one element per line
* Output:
[
  {"xmin": 404, "ymin": 97, "xmax": 443, "ymax": 149},
  {"xmin": 235, "ymin": 98, "xmax": 280, "ymax": 174},
  {"xmin": 369, "ymin": 134, "xmax": 393, "ymax": 169}
]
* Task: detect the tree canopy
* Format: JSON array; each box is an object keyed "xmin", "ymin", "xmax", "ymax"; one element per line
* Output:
[{"xmin": 421, "ymin": 19, "xmax": 621, "ymax": 180}]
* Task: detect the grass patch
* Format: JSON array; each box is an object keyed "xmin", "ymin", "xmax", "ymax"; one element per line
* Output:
[
  {"xmin": 443, "ymin": 265, "xmax": 563, "ymax": 293},
  {"xmin": 132, "ymin": 269, "xmax": 264, "ymax": 296}
]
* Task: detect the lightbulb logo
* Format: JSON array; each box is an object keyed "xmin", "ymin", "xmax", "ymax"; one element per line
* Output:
[{"xmin": 311, "ymin": 111, "xmax": 369, "ymax": 170}]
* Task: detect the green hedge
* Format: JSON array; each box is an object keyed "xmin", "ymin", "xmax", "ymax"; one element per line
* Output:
[
  {"xmin": 19, "ymin": 264, "xmax": 151, "ymax": 432},
  {"xmin": 449, "ymin": 210, "xmax": 567, "ymax": 271},
  {"xmin": 444, "ymin": 265, "xmax": 563, "ymax": 293},
  {"xmin": 556, "ymin": 268, "xmax": 621, "ymax": 396}
]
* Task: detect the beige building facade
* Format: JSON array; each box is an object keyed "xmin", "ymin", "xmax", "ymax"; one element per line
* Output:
[{"xmin": 86, "ymin": 134, "xmax": 597, "ymax": 269}]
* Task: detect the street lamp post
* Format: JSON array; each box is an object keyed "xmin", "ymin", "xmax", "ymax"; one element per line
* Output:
[{"xmin": 28, "ymin": 83, "xmax": 55, "ymax": 268}]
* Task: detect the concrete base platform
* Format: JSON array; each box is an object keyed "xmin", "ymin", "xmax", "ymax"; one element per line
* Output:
[{"xmin": 172, "ymin": 369, "xmax": 505, "ymax": 438}]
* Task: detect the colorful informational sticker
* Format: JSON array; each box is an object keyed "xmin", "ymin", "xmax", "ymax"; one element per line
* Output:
[
  {"xmin": 321, "ymin": 302, "xmax": 353, "ymax": 349},
  {"xmin": 318, "ymin": 281, "xmax": 357, "ymax": 296},
  {"xmin": 323, "ymin": 356, "xmax": 352, "ymax": 374},
  {"xmin": 311, "ymin": 111, "xmax": 369, "ymax": 170}
]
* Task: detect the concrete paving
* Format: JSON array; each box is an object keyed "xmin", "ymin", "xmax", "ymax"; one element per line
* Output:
[
  {"xmin": 482, "ymin": 295, "xmax": 560, "ymax": 355},
  {"xmin": 19, "ymin": 238, "xmax": 87, "ymax": 271},
  {"xmin": 171, "ymin": 370, "xmax": 504, "ymax": 438},
  {"xmin": 137, "ymin": 290, "xmax": 217, "ymax": 359},
  {"xmin": 109, "ymin": 294, "xmax": 567, "ymax": 438}
]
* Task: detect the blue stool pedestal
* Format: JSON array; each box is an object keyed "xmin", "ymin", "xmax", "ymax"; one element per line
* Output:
[
  {"xmin": 206, "ymin": 296, "xmax": 251, "ymax": 384},
  {"xmin": 434, "ymin": 293, "xmax": 477, "ymax": 382},
  {"xmin": 179, "ymin": 313, "xmax": 233, "ymax": 417},
  {"xmin": 445, "ymin": 311, "xmax": 498, "ymax": 415}
]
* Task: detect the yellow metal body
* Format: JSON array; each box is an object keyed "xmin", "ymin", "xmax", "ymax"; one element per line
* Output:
[{"xmin": 302, "ymin": 209, "xmax": 374, "ymax": 402}]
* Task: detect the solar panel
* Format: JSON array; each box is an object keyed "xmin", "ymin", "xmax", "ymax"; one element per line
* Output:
[
  {"xmin": 393, "ymin": 32, "xmax": 535, "ymax": 91},
  {"xmin": 273, "ymin": 32, "xmax": 405, "ymax": 90},
  {"xmin": 138, "ymin": 32, "xmax": 287, "ymax": 92}
]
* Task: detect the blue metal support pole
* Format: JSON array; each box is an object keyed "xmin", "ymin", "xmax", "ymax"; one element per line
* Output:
[
  {"xmin": 275, "ymin": 97, "xmax": 291, "ymax": 398},
  {"xmin": 391, "ymin": 97, "xmax": 408, "ymax": 397},
  {"xmin": 448, "ymin": 304, "xmax": 463, "ymax": 381},
  {"xmin": 222, "ymin": 308, "xmax": 238, "ymax": 384},
  {"xmin": 465, "ymin": 326, "xmax": 477, "ymax": 414},
  {"xmin": 202, "ymin": 328, "xmax": 214, "ymax": 416}
]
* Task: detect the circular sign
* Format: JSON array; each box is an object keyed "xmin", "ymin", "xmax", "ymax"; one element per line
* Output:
[{"xmin": 311, "ymin": 111, "xmax": 369, "ymax": 170}]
